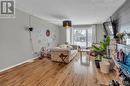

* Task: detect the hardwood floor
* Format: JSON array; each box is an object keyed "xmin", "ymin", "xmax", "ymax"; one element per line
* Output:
[{"xmin": 0, "ymin": 53, "xmax": 117, "ymax": 86}]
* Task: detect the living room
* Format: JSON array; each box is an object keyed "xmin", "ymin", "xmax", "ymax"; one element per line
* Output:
[{"xmin": 0, "ymin": 0, "xmax": 130, "ymax": 86}]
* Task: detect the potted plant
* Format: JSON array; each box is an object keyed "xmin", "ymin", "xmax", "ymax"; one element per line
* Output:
[
  {"xmin": 92, "ymin": 36, "xmax": 110, "ymax": 68},
  {"xmin": 116, "ymin": 32, "xmax": 125, "ymax": 44}
]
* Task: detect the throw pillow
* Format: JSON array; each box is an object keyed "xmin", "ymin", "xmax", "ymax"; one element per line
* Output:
[
  {"xmin": 124, "ymin": 53, "xmax": 130, "ymax": 66},
  {"xmin": 59, "ymin": 44, "xmax": 67, "ymax": 48},
  {"xmin": 67, "ymin": 45, "xmax": 73, "ymax": 50},
  {"xmin": 116, "ymin": 50, "xmax": 125, "ymax": 62}
]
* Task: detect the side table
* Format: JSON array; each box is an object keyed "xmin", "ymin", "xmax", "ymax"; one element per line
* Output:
[{"xmin": 79, "ymin": 48, "xmax": 90, "ymax": 63}]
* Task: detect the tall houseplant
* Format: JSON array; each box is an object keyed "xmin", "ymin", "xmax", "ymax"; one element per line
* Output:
[{"xmin": 92, "ymin": 36, "xmax": 110, "ymax": 68}]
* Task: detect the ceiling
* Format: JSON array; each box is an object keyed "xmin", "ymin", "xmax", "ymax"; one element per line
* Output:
[{"xmin": 16, "ymin": 0, "xmax": 126, "ymax": 25}]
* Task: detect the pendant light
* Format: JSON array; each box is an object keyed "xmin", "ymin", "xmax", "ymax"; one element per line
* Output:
[{"xmin": 63, "ymin": 20, "xmax": 72, "ymax": 28}]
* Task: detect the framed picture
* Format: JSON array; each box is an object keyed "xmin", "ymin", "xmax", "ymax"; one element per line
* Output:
[{"xmin": 46, "ymin": 29, "xmax": 50, "ymax": 37}]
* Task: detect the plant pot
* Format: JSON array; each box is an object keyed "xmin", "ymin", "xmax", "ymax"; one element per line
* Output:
[
  {"xmin": 100, "ymin": 61, "xmax": 110, "ymax": 73},
  {"xmin": 95, "ymin": 60, "xmax": 101, "ymax": 68}
]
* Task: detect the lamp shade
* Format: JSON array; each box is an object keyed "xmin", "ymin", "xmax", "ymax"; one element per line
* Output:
[{"xmin": 63, "ymin": 20, "xmax": 72, "ymax": 28}]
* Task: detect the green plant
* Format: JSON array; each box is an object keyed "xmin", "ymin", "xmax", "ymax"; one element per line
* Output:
[
  {"xmin": 105, "ymin": 36, "xmax": 110, "ymax": 46},
  {"xmin": 116, "ymin": 32, "xmax": 124, "ymax": 40},
  {"xmin": 92, "ymin": 36, "xmax": 110, "ymax": 61}
]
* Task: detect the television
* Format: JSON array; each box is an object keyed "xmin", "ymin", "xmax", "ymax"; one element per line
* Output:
[
  {"xmin": 103, "ymin": 22, "xmax": 113, "ymax": 36},
  {"xmin": 103, "ymin": 19, "xmax": 118, "ymax": 38}
]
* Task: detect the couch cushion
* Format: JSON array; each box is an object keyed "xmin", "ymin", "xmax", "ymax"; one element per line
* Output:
[
  {"xmin": 124, "ymin": 53, "xmax": 130, "ymax": 66},
  {"xmin": 116, "ymin": 50, "xmax": 125, "ymax": 63},
  {"xmin": 50, "ymin": 47, "xmax": 70, "ymax": 52},
  {"xmin": 59, "ymin": 44, "xmax": 73, "ymax": 49},
  {"xmin": 59, "ymin": 44, "xmax": 68, "ymax": 48}
]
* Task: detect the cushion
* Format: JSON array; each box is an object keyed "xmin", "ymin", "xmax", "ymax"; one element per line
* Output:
[
  {"xmin": 121, "ymin": 64, "xmax": 130, "ymax": 73},
  {"xmin": 59, "ymin": 44, "xmax": 73, "ymax": 49},
  {"xmin": 124, "ymin": 53, "xmax": 130, "ymax": 66},
  {"xmin": 59, "ymin": 44, "xmax": 68, "ymax": 48},
  {"xmin": 67, "ymin": 45, "xmax": 73, "ymax": 49},
  {"xmin": 116, "ymin": 50, "xmax": 125, "ymax": 62},
  {"xmin": 50, "ymin": 47, "xmax": 70, "ymax": 52},
  {"xmin": 121, "ymin": 64, "xmax": 130, "ymax": 78}
]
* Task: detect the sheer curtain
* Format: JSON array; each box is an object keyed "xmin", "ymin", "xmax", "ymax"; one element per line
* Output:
[
  {"xmin": 91, "ymin": 24, "xmax": 105, "ymax": 44},
  {"xmin": 92, "ymin": 25, "xmax": 96, "ymax": 44}
]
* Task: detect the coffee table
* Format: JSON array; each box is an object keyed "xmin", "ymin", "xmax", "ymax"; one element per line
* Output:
[{"xmin": 79, "ymin": 48, "xmax": 90, "ymax": 63}]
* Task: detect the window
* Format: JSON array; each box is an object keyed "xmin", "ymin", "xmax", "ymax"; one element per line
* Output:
[{"xmin": 71, "ymin": 26, "xmax": 93, "ymax": 48}]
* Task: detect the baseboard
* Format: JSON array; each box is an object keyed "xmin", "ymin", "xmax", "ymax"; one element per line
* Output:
[{"xmin": 0, "ymin": 57, "xmax": 38, "ymax": 73}]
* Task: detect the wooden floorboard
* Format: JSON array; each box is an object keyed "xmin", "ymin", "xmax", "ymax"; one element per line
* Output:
[{"xmin": 0, "ymin": 53, "xmax": 117, "ymax": 86}]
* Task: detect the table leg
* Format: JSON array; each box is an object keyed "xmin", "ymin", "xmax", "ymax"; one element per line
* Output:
[
  {"xmin": 80, "ymin": 50, "xmax": 83, "ymax": 58},
  {"xmin": 88, "ymin": 51, "xmax": 91, "ymax": 64}
]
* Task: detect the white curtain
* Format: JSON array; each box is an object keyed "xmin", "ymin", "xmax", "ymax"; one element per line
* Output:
[
  {"xmin": 92, "ymin": 24, "xmax": 105, "ymax": 44},
  {"xmin": 92, "ymin": 25, "xmax": 96, "ymax": 44},
  {"xmin": 71, "ymin": 24, "xmax": 104, "ymax": 46}
]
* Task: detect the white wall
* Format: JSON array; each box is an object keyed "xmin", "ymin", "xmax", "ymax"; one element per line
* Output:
[
  {"xmin": 31, "ymin": 15, "xmax": 59, "ymax": 53},
  {"xmin": 0, "ymin": 9, "xmax": 59, "ymax": 71}
]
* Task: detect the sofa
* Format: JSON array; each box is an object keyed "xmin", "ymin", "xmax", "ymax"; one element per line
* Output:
[{"xmin": 50, "ymin": 44, "xmax": 79, "ymax": 63}]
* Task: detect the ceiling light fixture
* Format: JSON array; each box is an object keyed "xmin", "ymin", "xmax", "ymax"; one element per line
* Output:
[{"xmin": 63, "ymin": 20, "xmax": 72, "ymax": 28}]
